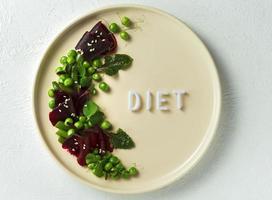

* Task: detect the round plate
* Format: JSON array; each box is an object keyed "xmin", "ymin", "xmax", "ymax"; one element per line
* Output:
[{"xmin": 33, "ymin": 4, "xmax": 221, "ymax": 194}]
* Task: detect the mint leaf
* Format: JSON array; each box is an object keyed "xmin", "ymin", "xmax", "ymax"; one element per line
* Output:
[
  {"xmin": 83, "ymin": 100, "xmax": 98, "ymax": 117},
  {"xmin": 110, "ymin": 129, "xmax": 135, "ymax": 149},
  {"xmin": 99, "ymin": 54, "xmax": 133, "ymax": 76},
  {"xmin": 78, "ymin": 63, "xmax": 86, "ymax": 77},
  {"xmin": 88, "ymin": 111, "xmax": 104, "ymax": 125}
]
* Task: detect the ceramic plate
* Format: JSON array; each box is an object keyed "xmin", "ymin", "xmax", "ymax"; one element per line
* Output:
[{"xmin": 33, "ymin": 4, "xmax": 221, "ymax": 194}]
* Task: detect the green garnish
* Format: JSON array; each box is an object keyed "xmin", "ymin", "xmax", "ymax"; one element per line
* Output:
[
  {"xmin": 110, "ymin": 129, "xmax": 135, "ymax": 149},
  {"xmin": 86, "ymin": 150, "xmax": 138, "ymax": 179},
  {"xmin": 98, "ymin": 54, "xmax": 133, "ymax": 76},
  {"xmin": 50, "ymin": 19, "xmax": 139, "ymax": 180},
  {"xmin": 78, "ymin": 63, "xmax": 86, "ymax": 77},
  {"xmin": 88, "ymin": 111, "xmax": 104, "ymax": 125},
  {"xmin": 83, "ymin": 100, "xmax": 99, "ymax": 118}
]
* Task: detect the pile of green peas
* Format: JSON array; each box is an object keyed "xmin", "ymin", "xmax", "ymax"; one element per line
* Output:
[
  {"xmin": 108, "ymin": 16, "xmax": 132, "ymax": 41},
  {"xmin": 55, "ymin": 115, "xmax": 113, "ymax": 143},
  {"xmin": 86, "ymin": 149, "xmax": 138, "ymax": 179},
  {"xmin": 48, "ymin": 49, "xmax": 112, "ymax": 109}
]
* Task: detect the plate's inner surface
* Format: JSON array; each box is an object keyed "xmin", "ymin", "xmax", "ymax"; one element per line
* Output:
[{"xmin": 34, "ymin": 6, "xmax": 220, "ymax": 193}]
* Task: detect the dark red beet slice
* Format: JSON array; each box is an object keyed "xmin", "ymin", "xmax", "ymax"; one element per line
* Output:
[
  {"xmin": 77, "ymin": 134, "xmax": 92, "ymax": 166},
  {"xmin": 49, "ymin": 99, "xmax": 76, "ymax": 126},
  {"xmin": 54, "ymin": 90, "xmax": 70, "ymax": 106},
  {"xmin": 75, "ymin": 21, "xmax": 117, "ymax": 61},
  {"xmin": 49, "ymin": 89, "xmax": 90, "ymax": 126},
  {"xmin": 62, "ymin": 126, "xmax": 113, "ymax": 166},
  {"xmin": 62, "ymin": 134, "xmax": 82, "ymax": 157}
]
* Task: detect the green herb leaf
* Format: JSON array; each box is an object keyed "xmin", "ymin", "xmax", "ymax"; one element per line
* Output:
[
  {"xmin": 88, "ymin": 111, "xmax": 104, "ymax": 125},
  {"xmin": 99, "ymin": 54, "xmax": 133, "ymax": 76},
  {"xmin": 83, "ymin": 100, "xmax": 99, "ymax": 118},
  {"xmin": 110, "ymin": 129, "xmax": 135, "ymax": 149},
  {"xmin": 78, "ymin": 63, "xmax": 86, "ymax": 77},
  {"xmin": 71, "ymin": 65, "xmax": 79, "ymax": 82},
  {"xmin": 80, "ymin": 76, "xmax": 91, "ymax": 88}
]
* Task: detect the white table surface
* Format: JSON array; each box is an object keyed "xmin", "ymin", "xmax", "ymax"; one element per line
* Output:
[{"xmin": 1, "ymin": 0, "xmax": 272, "ymax": 199}]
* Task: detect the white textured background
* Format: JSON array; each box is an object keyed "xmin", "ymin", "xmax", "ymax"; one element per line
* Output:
[{"xmin": 1, "ymin": 0, "xmax": 271, "ymax": 199}]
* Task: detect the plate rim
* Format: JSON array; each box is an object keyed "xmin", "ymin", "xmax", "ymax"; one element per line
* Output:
[{"xmin": 32, "ymin": 3, "xmax": 222, "ymax": 194}]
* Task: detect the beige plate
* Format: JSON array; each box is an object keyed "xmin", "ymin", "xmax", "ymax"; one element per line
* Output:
[{"xmin": 33, "ymin": 4, "xmax": 221, "ymax": 194}]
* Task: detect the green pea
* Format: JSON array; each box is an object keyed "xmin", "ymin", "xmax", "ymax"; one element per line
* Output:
[
  {"xmin": 48, "ymin": 89, "xmax": 55, "ymax": 97},
  {"xmin": 92, "ymin": 58, "xmax": 102, "ymax": 68},
  {"xmin": 48, "ymin": 99, "xmax": 55, "ymax": 109},
  {"xmin": 83, "ymin": 61, "xmax": 90, "ymax": 68},
  {"xmin": 60, "ymin": 56, "xmax": 67, "ymax": 64},
  {"xmin": 111, "ymin": 173, "xmax": 120, "ymax": 180},
  {"xmin": 99, "ymin": 82, "xmax": 110, "ymax": 92},
  {"xmin": 104, "ymin": 162, "xmax": 113, "ymax": 171},
  {"xmin": 121, "ymin": 16, "xmax": 131, "ymax": 27},
  {"xmin": 58, "ymin": 136, "xmax": 65, "ymax": 144},
  {"xmin": 121, "ymin": 170, "xmax": 130, "ymax": 179},
  {"xmin": 74, "ymin": 121, "xmax": 83, "ymax": 129},
  {"xmin": 116, "ymin": 163, "xmax": 125, "ymax": 171},
  {"xmin": 109, "ymin": 23, "xmax": 120, "ymax": 33},
  {"xmin": 120, "ymin": 31, "xmax": 129, "ymax": 41},
  {"xmin": 79, "ymin": 116, "xmax": 86, "ymax": 123},
  {"xmin": 128, "ymin": 167, "xmax": 138, "ymax": 176},
  {"xmin": 67, "ymin": 128, "xmax": 75, "ymax": 136},
  {"xmin": 64, "ymin": 118, "xmax": 73, "ymax": 126},
  {"xmin": 58, "ymin": 78, "xmax": 64, "ymax": 84},
  {"xmin": 67, "ymin": 49, "xmax": 77, "ymax": 58},
  {"xmin": 100, "ymin": 120, "xmax": 112, "ymax": 130},
  {"xmin": 59, "ymin": 74, "xmax": 67, "ymax": 80},
  {"xmin": 88, "ymin": 163, "xmax": 96, "ymax": 169},
  {"xmin": 67, "ymin": 56, "xmax": 75, "ymax": 65},
  {"xmin": 86, "ymin": 154, "xmax": 100, "ymax": 164},
  {"xmin": 87, "ymin": 67, "xmax": 96, "ymax": 74},
  {"xmin": 92, "ymin": 88, "xmax": 97, "ymax": 95},
  {"xmin": 76, "ymin": 54, "xmax": 84, "ymax": 64},
  {"xmin": 55, "ymin": 66, "xmax": 64, "ymax": 74},
  {"xmin": 92, "ymin": 165, "xmax": 104, "ymax": 177},
  {"xmin": 92, "ymin": 73, "xmax": 101, "ymax": 81},
  {"xmin": 64, "ymin": 78, "xmax": 73, "ymax": 87},
  {"xmin": 109, "ymin": 156, "xmax": 119, "ymax": 165},
  {"xmin": 110, "ymin": 170, "xmax": 119, "ymax": 177}
]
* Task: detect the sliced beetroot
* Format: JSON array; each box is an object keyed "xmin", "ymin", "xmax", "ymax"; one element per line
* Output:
[
  {"xmin": 54, "ymin": 90, "xmax": 70, "ymax": 106},
  {"xmin": 62, "ymin": 134, "xmax": 82, "ymax": 157},
  {"xmin": 77, "ymin": 134, "xmax": 92, "ymax": 166},
  {"xmin": 75, "ymin": 21, "xmax": 117, "ymax": 61},
  {"xmin": 49, "ymin": 89, "xmax": 90, "ymax": 125},
  {"xmin": 49, "ymin": 99, "xmax": 76, "ymax": 126},
  {"xmin": 61, "ymin": 126, "xmax": 113, "ymax": 166}
]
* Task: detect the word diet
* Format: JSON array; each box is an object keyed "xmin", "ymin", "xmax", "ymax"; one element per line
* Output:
[{"xmin": 128, "ymin": 90, "xmax": 187, "ymax": 111}]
